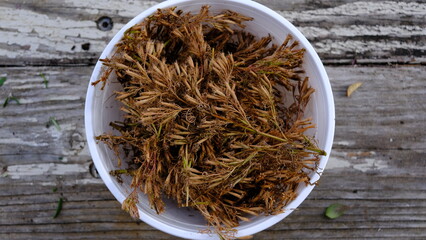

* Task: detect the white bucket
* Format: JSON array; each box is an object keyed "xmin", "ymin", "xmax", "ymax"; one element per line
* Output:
[{"xmin": 85, "ymin": 0, "xmax": 335, "ymax": 239}]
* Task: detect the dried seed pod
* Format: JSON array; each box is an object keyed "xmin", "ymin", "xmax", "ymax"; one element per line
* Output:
[{"xmin": 347, "ymin": 82, "xmax": 363, "ymax": 97}]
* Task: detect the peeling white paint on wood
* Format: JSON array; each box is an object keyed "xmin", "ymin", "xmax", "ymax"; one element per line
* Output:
[
  {"xmin": 5, "ymin": 163, "xmax": 88, "ymax": 179},
  {"xmin": 313, "ymin": 39, "xmax": 426, "ymax": 57},
  {"xmin": 327, "ymin": 155, "xmax": 389, "ymax": 172},
  {"xmin": 334, "ymin": 140, "xmax": 354, "ymax": 146},
  {"xmin": 37, "ymin": 178, "xmax": 103, "ymax": 186},
  {"xmin": 353, "ymin": 158, "xmax": 389, "ymax": 172},
  {"xmin": 0, "ymin": 137, "xmax": 48, "ymax": 147},
  {"xmin": 0, "ymin": 1, "xmax": 158, "ymax": 59},
  {"xmin": 279, "ymin": 1, "xmax": 426, "ymax": 19},
  {"xmin": 0, "ymin": 0, "xmax": 425, "ymax": 63},
  {"xmin": 299, "ymin": 25, "xmax": 426, "ymax": 39},
  {"xmin": 17, "ymin": 95, "xmax": 82, "ymax": 104},
  {"xmin": 12, "ymin": 84, "xmax": 50, "ymax": 90},
  {"xmin": 327, "ymin": 150, "xmax": 389, "ymax": 172},
  {"xmin": 38, "ymin": 181, "xmax": 57, "ymax": 186},
  {"xmin": 0, "ymin": 117, "xmax": 39, "ymax": 123},
  {"xmin": 63, "ymin": 0, "xmax": 159, "ymax": 17},
  {"xmin": 0, "ymin": 8, "xmax": 108, "ymax": 58},
  {"xmin": 276, "ymin": 1, "xmax": 426, "ymax": 61},
  {"xmin": 76, "ymin": 178, "xmax": 104, "ymax": 185},
  {"xmin": 326, "ymin": 156, "xmax": 352, "ymax": 169}
]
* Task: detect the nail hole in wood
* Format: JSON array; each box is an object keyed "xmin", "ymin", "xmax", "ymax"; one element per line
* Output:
[{"xmin": 96, "ymin": 16, "xmax": 113, "ymax": 31}]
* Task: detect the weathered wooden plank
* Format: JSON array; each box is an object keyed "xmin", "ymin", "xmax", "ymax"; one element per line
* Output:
[
  {"xmin": 2, "ymin": 172, "xmax": 426, "ymax": 239},
  {"xmin": 3, "ymin": 199, "xmax": 426, "ymax": 227},
  {"xmin": 0, "ymin": 66, "xmax": 91, "ymax": 160},
  {"xmin": 279, "ymin": 1, "xmax": 426, "ymax": 64},
  {"xmin": 0, "ymin": 231, "xmax": 175, "ymax": 240},
  {"xmin": 4, "ymin": 194, "xmax": 426, "ymax": 215},
  {"xmin": 2, "ymin": 194, "xmax": 426, "ymax": 239},
  {"xmin": 2, "ymin": 172, "xmax": 426, "ymax": 209},
  {"xmin": 1, "ymin": 64, "xmax": 425, "ymax": 239},
  {"xmin": 0, "ymin": 0, "xmax": 425, "ymax": 65},
  {"xmin": 3, "ymin": 218, "xmax": 426, "ymax": 233},
  {"xmin": 253, "ymin": 229, "xmax": 426, "ymax": 239},
  {"xmin": 2, "ymin": 171, "xmax": 426, "ymax": 238},
  {"xmin": 1, "ymin": 65, "xmax": 424, "ymax": 161},
  {"xmin": 256, "ymin": 0, "xmax": 426, "ymax": 11},
  {"xmin": 0, "ymin": 148, "xmax": 423, "ymax": 188},
  {"xmin": 0, "ymin": 177, "xmax": 424, "ymax": 208}
]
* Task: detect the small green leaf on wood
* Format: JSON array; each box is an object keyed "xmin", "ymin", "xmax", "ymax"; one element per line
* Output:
[
  {"xmin": 49, "ymin": 117, "xmax": 61, "ymax": 131},
  {"xmin": 40, "ymin": 73, "xmax": 48, "ymax": 88},
  {"xmin": 325, "ymin": 203, "xmax": 349, "ymax": 219},
  {"xmin": 0, "ymin": 77, "xmax": 6, "ymax": 87},
  {"xmin": 53, "ymin": 197, "xmax": 63, "ymax": 218},
  {"xmin": 3, "ymin": 96, "xmax": 20, "ymax": 108},
  {"xmin": 347, "ymin": 82, "xmax": 363, "ymax": 97},
  {"xmin": 3, "ymin": 98, "xmax": 9, "ymax": 108}
]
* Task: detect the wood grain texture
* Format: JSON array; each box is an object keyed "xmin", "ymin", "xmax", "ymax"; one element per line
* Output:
[
  {"xmin": 1, "ymin": 65, "xmax": 425, "ymax": 239},
  {"xmin": 1, "ymin": 0, "xmax": 425, "ymax": 239},
  {"xmin": 0, "ymin": 0, "xmax": 425, "ymax": 66}
]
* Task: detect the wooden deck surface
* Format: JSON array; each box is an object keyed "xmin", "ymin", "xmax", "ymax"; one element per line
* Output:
[{"xmin": 1, "ymin": 0, "xmax": 425, "ymax": 239}]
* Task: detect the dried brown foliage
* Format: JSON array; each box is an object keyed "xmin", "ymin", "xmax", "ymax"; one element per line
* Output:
[{"xmin": 93, "ymin": 6, "xmax": 325, "ymax": 238}]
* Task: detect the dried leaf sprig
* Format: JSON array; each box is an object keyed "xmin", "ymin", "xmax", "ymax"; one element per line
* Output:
[{"xmin": 93, "ymin": 5, "xmax": 325, "ymax": 238}]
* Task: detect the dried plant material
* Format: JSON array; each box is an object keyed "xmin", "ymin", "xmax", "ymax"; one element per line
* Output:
[
  {"xmin": 325, "ymin": 203, "xmax": 349, "ymax": 219},
  {"xmin": 93, "ymin": 6, "xmax": 324, "ymax": 238},
  {"xmin": 347, "ymin": 82, "xmax": 363, "ymax": 97},
  {"xmin": 122, "ymin": 190, "xmax": 140, "ymax": 219}
]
